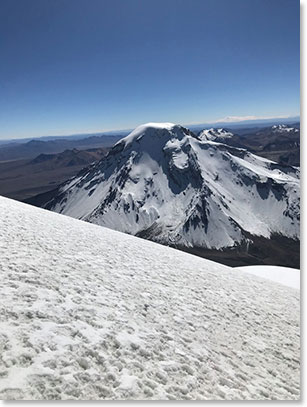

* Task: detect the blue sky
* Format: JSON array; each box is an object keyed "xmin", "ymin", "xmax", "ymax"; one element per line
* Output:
[{"xmin": 0, "ymin": 0, "xmax": 300, "ymax": 139}]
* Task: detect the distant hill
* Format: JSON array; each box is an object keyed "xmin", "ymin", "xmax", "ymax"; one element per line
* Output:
[
  {"xmin": 0, "ymin": 129, "xmax": 131, "ymax": 146},
  {"xmin": 0, "ymin": 134, "xmax": 123, "ymax": 162},
  {"xmin": 0, "ymin": 147, "xmax": 107, "ymax": 201}
]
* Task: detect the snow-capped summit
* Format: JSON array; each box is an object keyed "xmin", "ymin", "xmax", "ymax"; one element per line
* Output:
[
  {"xmin": 199, "ymin": 128, "xmax": 234, "ymax": 141},
  {"xmin": 41, "ymin": 123, "xmax": 300, "ymax": 256},
  {"xmin": 119, "ymin": 122, "xmax": 178, "ymax": 148},
  {"xmin": 114, "ymin": 122, "xmax": 197, "ymax": 153}
]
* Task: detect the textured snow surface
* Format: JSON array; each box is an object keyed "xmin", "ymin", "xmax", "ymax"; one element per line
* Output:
[
  {"xmin": 236, "ymin": 266, "xmax": 300, "ymax": 290},
  {"xmin": 46, "ymin": 123, "xmax": 300, "ymax": 250},
  {"xmin": 0, "ymin": 197, "xmax": 300, "ymax": 400}
]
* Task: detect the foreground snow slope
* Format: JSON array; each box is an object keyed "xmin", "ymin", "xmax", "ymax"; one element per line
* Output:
[{"xmin": 0, "ymin": 197, "xmax": 300, "ymax": 400}]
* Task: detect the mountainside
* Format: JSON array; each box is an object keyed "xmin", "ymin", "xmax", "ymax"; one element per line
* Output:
[
  {"xmin": 249, "ymin": 125, "xmax": 300, "ymax": 166},
  {"xmin": 0, "ymin": 196, "xmax": 300, "ymax": 400},
  {"xmin": 0, "ymin": 148, "xmax": 107, "ymax": 201},
  {"xmin": 39, "ymin": 123, "xmax": 300, "ymax": 266}
]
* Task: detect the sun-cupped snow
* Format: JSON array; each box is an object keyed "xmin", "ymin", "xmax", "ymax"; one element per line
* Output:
[
  {"xmin": 235, "ymin": 266, "xmax": 300, "ymax": 290},
  {"xmin": 0, "ymin": 196, "xmax": 300, "ymax": 400},
  {"xmin": 198, "ymin": 128, "xmax": 234, "ymax": 141},
  {"xmin": 44, "ymin": 123, "xmax": 300, "ymax": 250}
]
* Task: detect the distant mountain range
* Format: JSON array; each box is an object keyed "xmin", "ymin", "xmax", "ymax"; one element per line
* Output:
[
  {"xmin": 0, "ymin": 129, "xmax": 131, "ymax": 146},
  {"xmin": 0, "ymin": 148, "xmax": 107, "ymax": 201},
  {"xmin": 0, "ymin": 134, "xmax": 123, "ymax": 161},
  {"xmin": 187, "ymin": 116, "xmax": 300, "ymax": 132},
  {"xmin": 30, "ymin": 122, "xmax": 300, "ymax": 267},
  {"xmin": 198, "ymin": 124, "xmax": 300, "ymax": 166},
  {"xmin": 0, "ymin": 115, "xmax": 299, "ymax": 146}
]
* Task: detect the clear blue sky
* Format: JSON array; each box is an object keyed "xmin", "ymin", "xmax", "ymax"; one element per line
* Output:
[{"xmin": 0, "ymin": 0, "xmax": 300, "ymax": 139}]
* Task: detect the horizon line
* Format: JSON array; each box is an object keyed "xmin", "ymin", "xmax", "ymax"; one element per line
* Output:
[{"xmin": 1, "ymin": 113, "xmax": 300, "ymax": 142}]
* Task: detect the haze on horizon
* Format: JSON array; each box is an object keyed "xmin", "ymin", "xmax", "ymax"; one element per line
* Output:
[{"xmin": 0, "ymin": 0, "xmax": 300, "ymax": 140}]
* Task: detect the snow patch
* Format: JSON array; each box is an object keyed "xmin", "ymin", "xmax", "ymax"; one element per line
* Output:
[{"xmin": 235, "ymin": 266, "xmax": 300, "ymax": 290}]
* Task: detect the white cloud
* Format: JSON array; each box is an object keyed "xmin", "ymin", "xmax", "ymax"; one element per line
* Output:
[{"xmin": 215, "ymin": 114, "xmax": 296, "ymax": 123}]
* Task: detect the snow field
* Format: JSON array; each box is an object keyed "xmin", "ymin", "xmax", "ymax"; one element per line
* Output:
[{"xmin": 0, "ymin": 197, "xmax": 300, "ymax": 400}]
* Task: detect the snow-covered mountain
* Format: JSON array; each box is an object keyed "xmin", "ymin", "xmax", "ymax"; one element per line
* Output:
[
  {"xmin": 0, "ymin": 196, "xmax": 300, "ymax": 400},
  {"xmin": 41, "ymin": 123, "xmax": 299, "ymax": 257},
  {"xmin": 271, "ymin": 124, "xmax": 299, "ymax": 133},
  {"xmin": 199, "ymin": 128, "xmax": 234, "ymax": 141}
]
